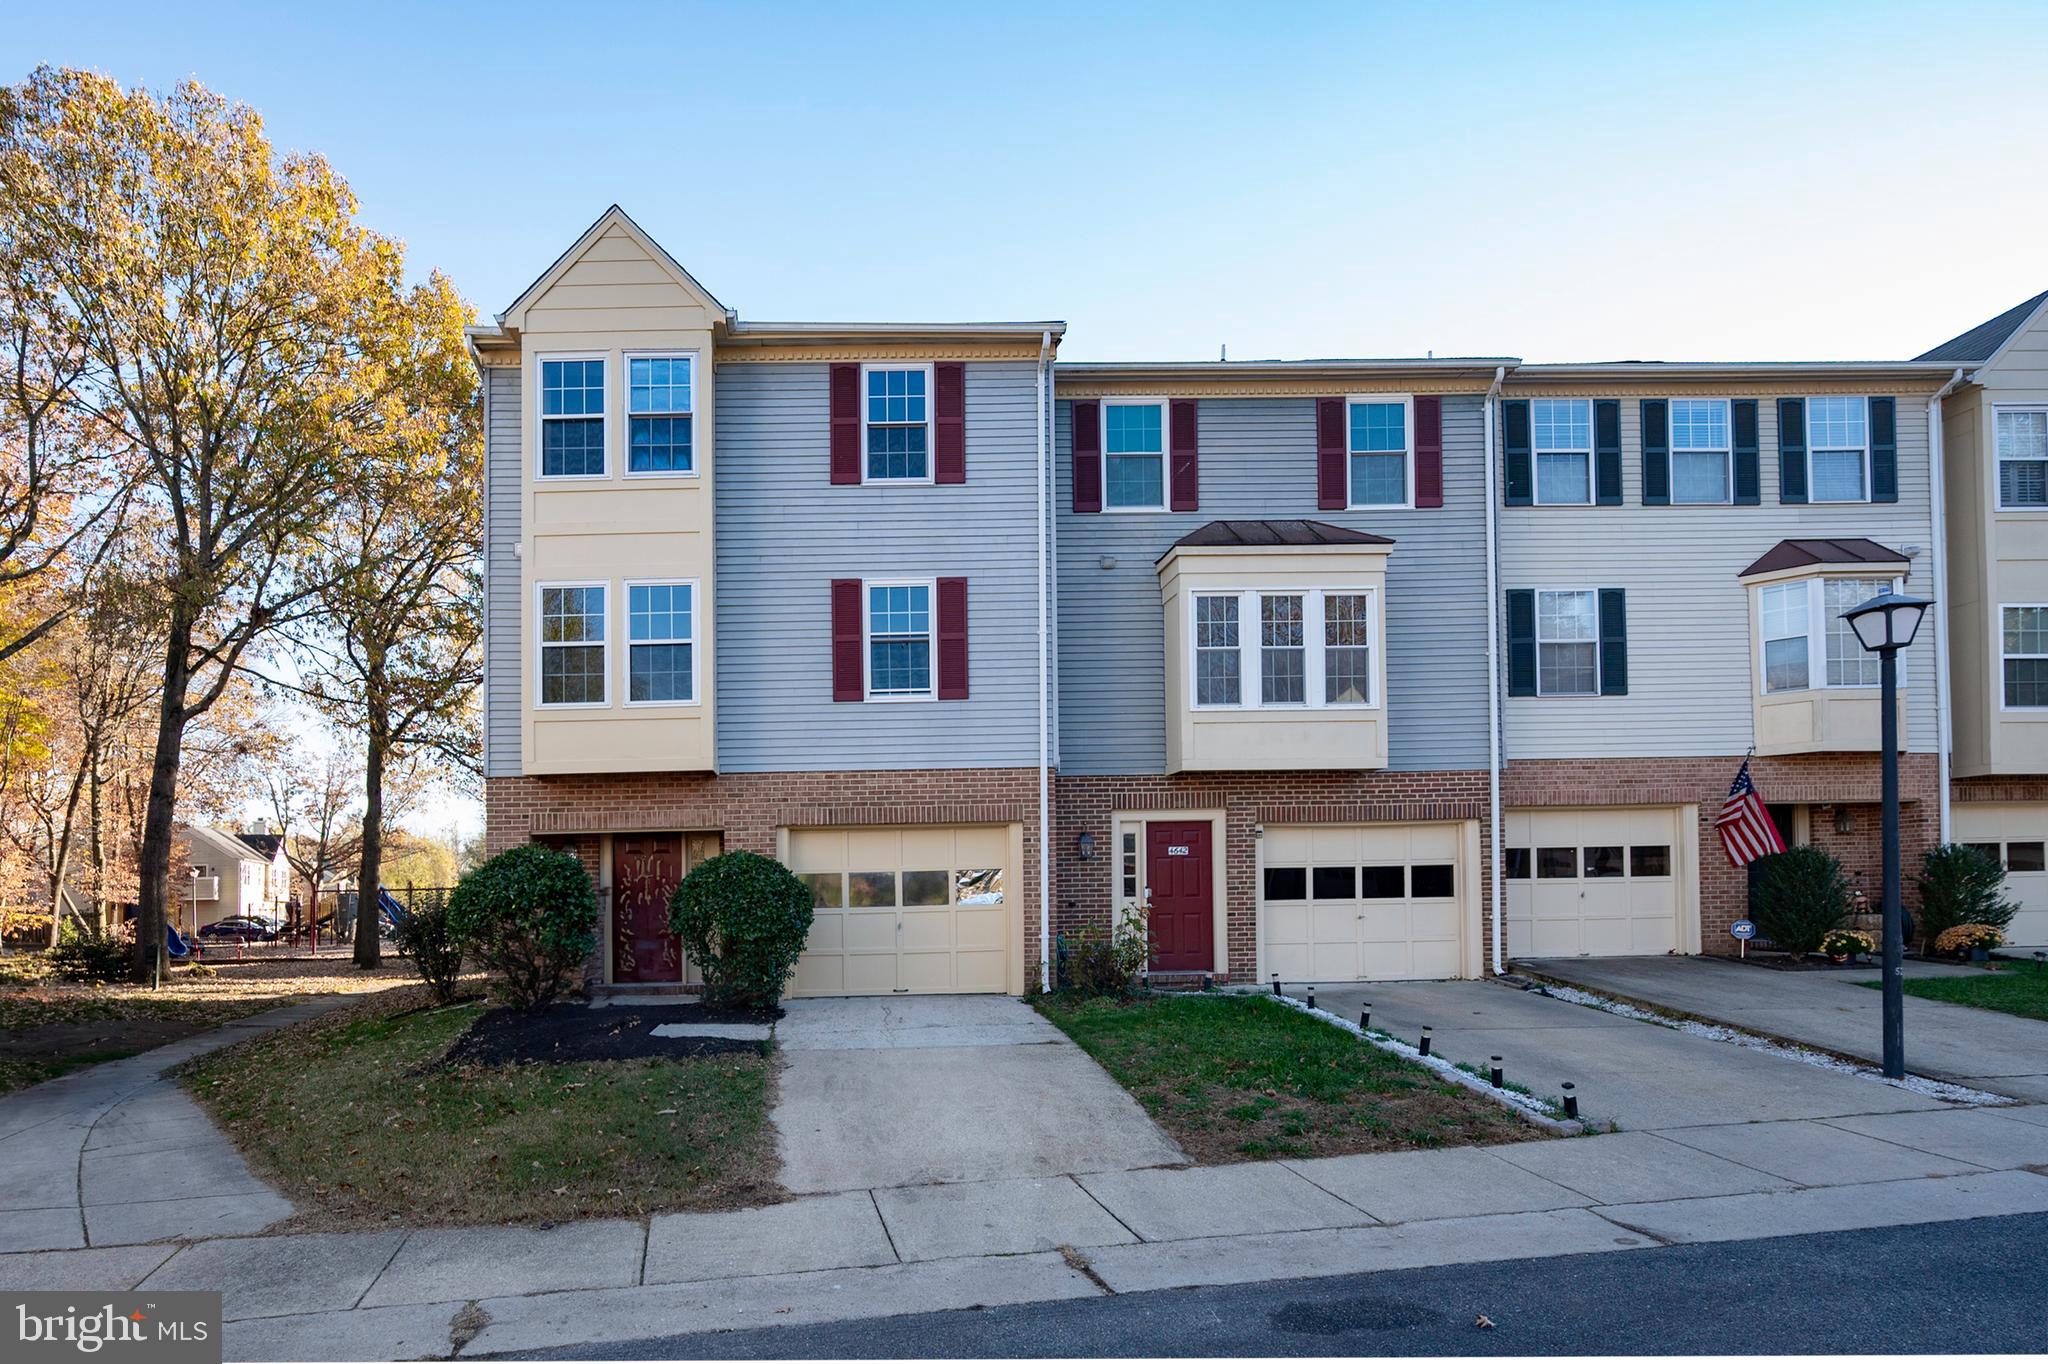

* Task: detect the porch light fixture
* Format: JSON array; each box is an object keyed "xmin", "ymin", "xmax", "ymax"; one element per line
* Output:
[
  {"xmin": 1843, "ymin": 588, "xmax": 1933, "ymax": 1080},
  {"xmin": 1076, "ymin": 831, "xmax": 1096, "ymax": 861}
]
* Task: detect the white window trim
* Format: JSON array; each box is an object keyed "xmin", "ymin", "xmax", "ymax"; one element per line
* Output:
[
  {"xmin": 859, "ymin": 362, "xmax": 937, "ymax": 486},
  {"xmin": 1993, "ymin": 403, "xmax": 2048, "ymax": 512},
  {"xmin": 1804, "ymin": 394, "xmax": 1872, "ymax": 505},
  {"xmin": 620, "ymin": 577, "xmax": 702, "ymax": 708},
  {"xmin": 1531, "ymin": 398, "xmax": 1594, "ymax": 506},
  {"xmin": 1668, "ymin": 397, "xmax": 1733, "ymax": 506},
  {"xmin": 1345, "ymin": 393, "xmax": 1413, "ymax": 510},
  {"xmin": 1999, "ymin": 602, "xmax": 2048, "ymax": 712},
  {"xmin": 1187, "ymin": 586, "xmax": 1380, "ymax": 711},
  {"xmin": 622, "ymin": 350, "xmax": 700, "ymax": 480},
  {"xmin": 535, "ymin": 352, "xmax": 609, "ymax": 482},
  {"xmin": 1100, "ymin": 396, "xmax": 1170, "ymax": 512},
  {"xmin": 862, "ymin": 576, "xmax": 938, "ymax": 703},
  {"xmin": 534, "ymin": 579, "xmax": 610, "ymax": 709},
  {"xmin": 1532, "ymin": 586, "xmax": 1601, "ymax": 698},
  {"xmin": 1754, "ymin": 574, "xmax": 1901, "ymax": 697}
]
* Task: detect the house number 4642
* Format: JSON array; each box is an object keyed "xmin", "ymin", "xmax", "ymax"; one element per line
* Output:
[{"xmin": 1167, "ymin": 845, "xmax": 1190, "ymax": 856}]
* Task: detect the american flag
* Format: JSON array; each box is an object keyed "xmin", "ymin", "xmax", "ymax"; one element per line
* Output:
[{"xmin": 1716, "ymin": 759, "xmax": 1786, "ymax": 867}]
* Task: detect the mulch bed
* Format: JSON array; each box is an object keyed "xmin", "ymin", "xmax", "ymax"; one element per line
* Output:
[{"xmin": 440, "ymin": 999, "xmax": 778, "ymax": 1067}]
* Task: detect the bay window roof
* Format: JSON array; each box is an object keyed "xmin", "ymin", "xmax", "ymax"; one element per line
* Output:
[{"xmin": 1738, "ymin": 537, "xmax": 1909, "ymax": 580}]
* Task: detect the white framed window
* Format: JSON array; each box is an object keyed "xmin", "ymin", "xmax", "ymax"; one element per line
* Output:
[
  {"xmin": 1346, "ymin": 397, "xmax": 1410, "ymax": 507},
  {"xmin": 1119, "ymin": 829, "xmax": 1140, "ymax": 903},
  {"xmin": 1806, "ymin": 396, "xmax": 1870, "ymax": 503},
  {"xmin": 1757, "ymin": 576, "xmax": 1898, "ymax": 694},
  {"xmin": 1188, "ymin": 587, "xmax": 1377, "ymax": 710},
  {"xmin": 865, "ymin": 580, "xmax": 934, "ymax": 700},
  {"xmin": 1102, "ymin": 398, "xmax": 1167, "ymax": 510},
  {"xmin": 1532, "ymin": 398, "xmax": 1593, "ymax": 505},
  {"xmin": 2003, "ymin": 605, "xmax": 2048, "ymax": 709},
  {"xmin": 538, "ymin": 355, "xmax": 606, "ymax": 478},
  {"xmin": 1535, "ymin": 589, "xmax": 1599, "ymax": 696},
  {"xmin": 862, "ymin": 364, "xmax": 933, "ymax": 483},
  {"xmin": 624, "ymin": 580, "xmax": 697, "ymax": 705},
  {"xmin": 536, "ymin": 581, "xmax": 607, "ymax": 707},
  {"xmin": 1669, "ymin": 398, "xmax": 1732, "ymax": 505},
  {"xmin": 625, "ymin": 353, "xmax": 695, "ymax": 475},
  {"xmin": 1997, "ymin": 408, "xmax": 2048, "ymax": 509}
]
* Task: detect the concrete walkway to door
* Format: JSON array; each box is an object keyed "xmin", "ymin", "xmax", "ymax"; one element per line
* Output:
[
  {"xmin": 771, "ymin": 996, "xmax": 1186, "ymax": 1193},
  {"xmin": 1518, "ymin": 955, "xmax": 2048, "ymax": 1103}
]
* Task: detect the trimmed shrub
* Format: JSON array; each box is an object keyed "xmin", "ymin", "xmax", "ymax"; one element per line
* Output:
[
  {"xmin": 668, "ymin": 851, "xmax": 813, "ymax": 1009},
  {"xmin": 1915, "ymin": 844, "xmax": 2017, "ymax": 952},
  {"xmin": 49, "ymin": 919, "xmax": 129, "ymax": 983},
  {"xmin": 1059, "ymin": 902, "xmax": 1153, "ymax": 997},
  {"xmin": 1749, "ymin": 845, "xmax": 1850, "ymax": 957},
  {"xmin": 392, "ymin": 889, "xmax": 465, "ymax": 1005},
  {"xmin": 446, "ymin": 844, "xmax": 597, "ymax": 1010}
]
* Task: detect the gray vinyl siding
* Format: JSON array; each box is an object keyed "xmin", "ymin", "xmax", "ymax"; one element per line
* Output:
[
  {"xmin": 1500, "ymin": 393, "xmax": 1941, "ymax": 758},
  {"xmin": 714, "ymin": 361, "xmax": 1043, "ymax": 771},
  {"xmin": 1054, "ymin": 395, "xmax": 1492, "ymax": 776},
  {"xmin": 483, "ymin": 364, "xmax": 523, "ymax": 778}
]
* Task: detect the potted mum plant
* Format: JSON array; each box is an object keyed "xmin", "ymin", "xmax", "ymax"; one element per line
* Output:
[
  {"xmin": 1933, "ymin": 923, "xmax": 2004, "ymax": 963},
  {"xmin": 1820, "ymin": 928, "xmax": 1877, "ymax": 965}
]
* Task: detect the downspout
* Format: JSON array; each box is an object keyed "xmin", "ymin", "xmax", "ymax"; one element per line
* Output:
[
  {"xmin": 1928, "ymin": 366, "xmax": 1966, "ymax": 844},
  {"xmin": 1036, "ymin": 330, "xmax": 1053, "ymax": 992},
  {"xmin": 1484, "ymin": 366, "xmax": 1507, "ymax": 974}
]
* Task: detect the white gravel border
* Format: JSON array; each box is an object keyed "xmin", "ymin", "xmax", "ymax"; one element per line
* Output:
[
  {"xmin": 1530, "ymin": 981, "xmax": 2016, "ymax": 1106},
  {"xmin": 1260, "ymin": 990, "xmax": 1588, "ymax": 1134}
]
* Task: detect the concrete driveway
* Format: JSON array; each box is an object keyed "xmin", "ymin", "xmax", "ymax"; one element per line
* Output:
[
  {"xmin": 1289, "ymin": 980, "xmax": 1946, "ymax": 1131},
  {"xmin": 1520, "ymin": 955, "xmax": 2048, "ymax": 1103},
  {"xmin": 771, "ymin": 996, "xmax": 1185, "ymax": 1193}
]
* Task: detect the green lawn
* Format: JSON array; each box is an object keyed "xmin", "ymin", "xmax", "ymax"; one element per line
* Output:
[
  {"xmin": 1034, "ymin": 991, "xmax": 1543, "ymax": 1163},
  {"xmin": 182, "ymin": 988, "xmax": 778, "ymax": 1227},
  {"xmin": 1864, "ymin": 960, "xmax": 2048, "ymax": 1022}
]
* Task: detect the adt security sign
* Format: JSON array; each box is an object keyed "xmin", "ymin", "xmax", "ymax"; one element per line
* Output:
[{"xmin": 1730, "ymin": 919, "xmax": 1757, "ymax": 941}]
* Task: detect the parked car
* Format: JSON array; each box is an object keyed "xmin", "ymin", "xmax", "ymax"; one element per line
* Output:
[{"xmin": 198, "ymin": 915, "xmax": 280, "ymax": 943}]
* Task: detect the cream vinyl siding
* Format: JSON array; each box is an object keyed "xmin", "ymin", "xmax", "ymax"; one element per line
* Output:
[{"xmin": 1501, "ymin": 391, "xmax": 1941, "ymax": 759}]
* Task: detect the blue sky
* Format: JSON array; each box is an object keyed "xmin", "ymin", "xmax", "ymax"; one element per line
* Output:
[{"xmin": 11, "ymin": 1, "xmax": 2048, "ymax": 364}]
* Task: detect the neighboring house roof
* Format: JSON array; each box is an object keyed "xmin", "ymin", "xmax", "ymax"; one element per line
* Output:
[
  {"xmin": 1739, "ymin": 538, "xmax": 1910, "ymax": 579},
  {"xmin": 1915, "ymin": 289, "xmax": 2048, "ymax": 364},
  {"xmin": 1163, "ymin": 520, "xmax": 1397, "ymax": 554},
  {"xmin": 234, "ymin": 832, "xmax": 284, "ymax": 860}
]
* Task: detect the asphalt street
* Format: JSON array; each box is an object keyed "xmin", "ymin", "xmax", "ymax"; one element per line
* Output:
[{"xmin": 507, "ymin": 1211, "xmax": 2048, "ymax": 1358}]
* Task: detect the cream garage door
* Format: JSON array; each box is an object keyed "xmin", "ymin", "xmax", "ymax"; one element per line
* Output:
[
  {"xmin": 1955, "ymin": 804, "xmax": 2048, "ymax": 948},
  {"xmin": 1506, "ymin": 808, "xmax": 1685, "ymax": 958},
  {"xmin": 1261, "ymin": 824, "xmax": 1468, "ymax": 982},
  {"xmin": 787, "ymin": 825, "xmax": 1011, "ymax": 997}
]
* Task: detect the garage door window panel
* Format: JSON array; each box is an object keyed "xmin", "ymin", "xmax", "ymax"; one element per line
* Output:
[
  {"xmin": 2010, "ymin": 842, "xmax": 2047, "ymax": 873},
  {"xmin": 1312, "ymin": 866, "xmax": 1357, "ymax": 899},
  {"xmin": 1264, "ymin": 866, "xmax": 1307, "ymax": 900},
  {"xmin": 1583, "ymin": 846, "xmax": 1625, "ymax": 878},
  {"xmin": 902, "ymin": 871, "xmax": 949, "ymax": 906},
  {"xmin": 1537, "ymin": 847, "xmax": 1577, "ymax": 878},
  {"xmin": 1410, "ymin": 864, "xmax": 1455, "ymax": 898},
  {"xmin": 1359, "ymin": 866, "xmax": 1405, "ymax": 898},
  {"xmin": 848, "ymin": 872, "xmax": 897, "ymax": 907},
  {"xmin": 1630, "ymin": 845, "xmax": 1672, "ymax": 877},
  {"xmin": 956, "ymin": 868, "xmax": 1004, "ymax": 903}
]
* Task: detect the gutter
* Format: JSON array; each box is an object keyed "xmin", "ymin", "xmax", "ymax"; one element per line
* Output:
[
  {"xmin": 1483, "ymin": 366, "xmax": 1508, "ymax": 974},
  {"xmin": 1928, "ymin": 366, "xmax": 1968, "ymax": 843},
  {"xmin": 1036, "ymin": 329, "xmax": 1054, "ymax": 992}
]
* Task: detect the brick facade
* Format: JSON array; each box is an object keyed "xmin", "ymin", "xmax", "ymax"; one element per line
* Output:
[
  {"xmin": 1052, "ymin": 769, "xmax": 1493, "ymax": 983},
  {"xmin": 1505, "ymin": 752, "xmax": 1942, "ymax": 952}
]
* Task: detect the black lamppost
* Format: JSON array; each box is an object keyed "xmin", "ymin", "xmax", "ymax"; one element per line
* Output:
[{"xmin": 1843, "ymin": 590, "xmax": 1932, "ymax": 1080}]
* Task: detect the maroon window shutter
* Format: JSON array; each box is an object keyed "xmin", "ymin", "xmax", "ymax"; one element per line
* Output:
[
  {"xmin": 829, "ymin": 364, "xmax": 861, "ymax": 485},
  {"xmin": 830, "ymin": 578, "xmax": 864, "ymax": 701},
  {"xmin": 936, "ymin": 577, "xmax": 969, "ymax": 700},
  {"xmin": 1071, "ymin": 400, "xmax": 1102, "ymax": 512},
  {"xmin": 1414, "ymin": 396, "xmax": 1444, "ymax": 508},
  {"xmin": 934, "ymin": 363, "xmax": 966, "ymax": 484},
  {"xmin": 1169, "ymin": 399, "xmax": 1200, "ymax": 511},
  {"xmin": 1316, "ymin": 398, "xmax": 1347, "ymax": 510}
]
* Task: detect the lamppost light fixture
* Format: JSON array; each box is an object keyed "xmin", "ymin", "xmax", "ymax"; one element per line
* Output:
[{"xmin": 1844, "ymin": 591, "xmax": 1932, "ymax": 654}]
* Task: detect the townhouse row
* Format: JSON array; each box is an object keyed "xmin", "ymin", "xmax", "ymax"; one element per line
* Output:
[{"xmin": 471, "ymin": 208, "xmax": 2048, "ymax": 996}]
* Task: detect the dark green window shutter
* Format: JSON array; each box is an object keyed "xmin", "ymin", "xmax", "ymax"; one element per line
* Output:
[
  {"xmin": 1778, "ymin": 398, "xmax": 1807, "ymax": 504},
  {"xmin": 1640, "ymin": 400, "xmax": 1670, "ymax": 506},
  {"xmin": 1598, "ymin": 588, "xmax": 1628, "ymax": 696},
  {"xmin": 1594, "ymin": 399, "xmax": 1622, "ymax": 505},
  {"xmin": 1732, "ymin": 400, "xmax": 1760, "ymax": 505},
  {"xmin": 1507, "ymin": 589, "xmax": 1537, "ymax": 696},
  {"xmin": 1503, "ymin": 400, "xmax": 1532, "ymax": 506},
  {"xmin": 1870, "ymin": 397, "xmax": 1898, "ymax": 503}
]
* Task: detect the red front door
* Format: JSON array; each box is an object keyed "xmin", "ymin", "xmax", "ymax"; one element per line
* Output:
[
  {"xmin": 613, "ymin": 834, "xmax": 685, "ymax": 983},
  {"xmin": 1146, "ymin": 821, "xmax": 1213, "ymax": 972}
]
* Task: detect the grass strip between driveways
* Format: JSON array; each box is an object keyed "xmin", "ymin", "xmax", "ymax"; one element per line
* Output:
[
  {"xmin": 1034, "ymin": 990, "xmax": 1544, "ymax": 1163},
  {"xmin": 1858, "ymin": 959, "xmax": 2048, "ymax": 1022},
  {"xmin": 181, "ymin": 987, "xmax": 778, "ymax": 1227}
]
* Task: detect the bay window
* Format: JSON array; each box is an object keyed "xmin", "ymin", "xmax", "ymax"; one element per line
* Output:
[
  {"xmin": 1759, "ymin": 576, "xmax": 1898, "ymax": 694},
  {"xmin": 1189, "ymin": 588, "xmax": 1376, "ymax": 709}
]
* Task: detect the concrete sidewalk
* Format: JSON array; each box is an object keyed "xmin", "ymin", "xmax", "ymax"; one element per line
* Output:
[
  {"xmin": 0, "ymin": 998, "xmax": 354, "ymax": 1255},
  {"xmin": 1518, "ymin": 955, "xmax": 2048, "ymax": 1103}
]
